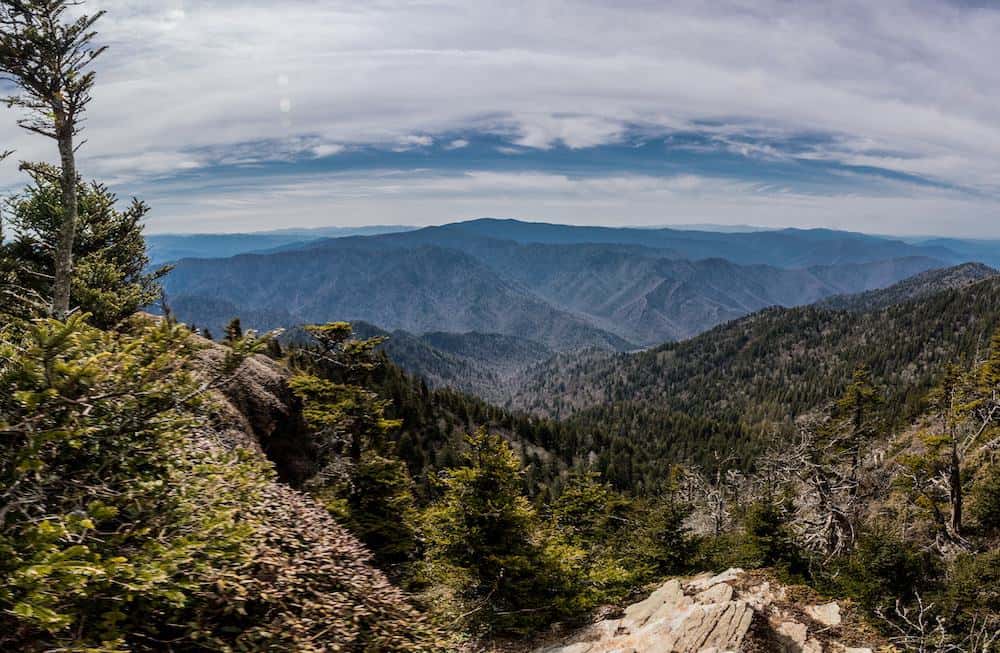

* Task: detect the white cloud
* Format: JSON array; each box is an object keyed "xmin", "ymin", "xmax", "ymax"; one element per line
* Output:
[
  {"xmin": 445, "ymin": 138, "xmax": 469, "ymax": 150},
  {"xmin": 4, "ymin": 0, "xmax": 1000, "ymax": 230},
  {"xmin": 391, "ymin": 134, "xmax": 434, "ymax": 152},
  {"xmin": 311, "ymin": 143, "xmax": 345, "ymax": 158}
]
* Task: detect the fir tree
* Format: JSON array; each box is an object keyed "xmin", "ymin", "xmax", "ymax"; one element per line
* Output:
[
  {"xmin": 1, "ymin": 164, "xmax": 168, "ymax": 327},
  {"xmin": 0, "ymin": 1, "xmax": 107, "ymax": 317}
]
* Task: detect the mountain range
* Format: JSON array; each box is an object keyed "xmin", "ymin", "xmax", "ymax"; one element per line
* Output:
[
  {"xmin": 146, "ymin": 225, "xmax": 415, "ymax": 265},
  {"xmin": 510, "ymin": 265, "xmax": 1000, "ymax": 426},
  {"xmin": 161, "ymin": 218, "xmax": 979, "ymax": 351}
]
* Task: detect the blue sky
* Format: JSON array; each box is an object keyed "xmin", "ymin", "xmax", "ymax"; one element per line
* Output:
[{"xmin": 3, "ymin": 0, "xmax": 1000, "ymax": 235}]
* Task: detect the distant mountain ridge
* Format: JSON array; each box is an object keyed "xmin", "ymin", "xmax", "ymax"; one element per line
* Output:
[
  {"xmin": 146, "ymin": 225, "xmax": 415, "ymax": 265},
  {"xmin": 165, "ymin": 244, "xmax": 630, "ymax": 351},
  {"xmin": 162, "ymin": 219, "xmax": 965, "ymax": 350},
  {"xmin": 318, "ymin": 218, "xmax": 962, "ymax": 267},
  {"xmin": 817, "ymin": 262, "xmax": 998, "ymax": 312},
  {"xmin": 510, "ymin": 267, "xmax": 1000, "ymax": 425}
]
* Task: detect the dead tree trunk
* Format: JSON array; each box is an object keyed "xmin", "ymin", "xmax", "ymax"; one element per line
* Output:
[{"xmin": 52, "ymin": 117, "xmax": 77, "ymax": 318}]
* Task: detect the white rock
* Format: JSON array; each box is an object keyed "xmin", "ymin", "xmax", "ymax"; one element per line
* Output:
[
  {"xmin": 806, "ymin": 601, "xmax": 842, "ymax": 627},
  {"xmin": 687, "ymin": 568, "xmax": 744, "ymax": 591},
  {"xmin": 533, "ymin": 570, "xmax": 877, "ymax": 653}
]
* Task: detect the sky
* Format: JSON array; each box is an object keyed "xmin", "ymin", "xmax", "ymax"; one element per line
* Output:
[{"xmin": 3, "ymin": 0, "xmax": 1000, "ymax": 235}]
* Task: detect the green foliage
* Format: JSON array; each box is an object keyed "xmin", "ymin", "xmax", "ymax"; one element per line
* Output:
[
  {"xmin": 0, "ymin": 165, "xmax": 168, "ymax": 327},
  {"xmin": 0, "ymin": 315, "xmax": 266, "ymax": 650},
  {"xmin": 422, "ymin": 429, "xmax": 577, "ymax": 634},
  {"xmin": 289, "ymin": 322, "xmax": 418, "ymax": 569},
  {"xmin": 547, "ymin": 471, "xmax": 647, "ymax": 607},
  {"xmin": 343, "ymin": 452, "xmax": 420, "ymax": 565},
  {"xmin": 735, "ymin": 500, "xmax": 805, "ymax": 579},
  {"xmin": 224, "ymin": 316, "xmax": 243, "ymax": 342},
  {"xmin": 970, "ymin": 464, "xmax": 1000, "ymax": 535},
  {"xmin": 550, "ymin": 471, "xmax": 624, "ymax": 543},
  {"xmin": 633, "ymin": 498, "xmax": 695, "ymax": 578},
  {"xmin": 937, "ymin": 551, "xmax": 1000, "ymax": 629},
  {"xmin": 831, "ymin": 530, "xmax": 938, "ymax": 612},
  {"xmin": 835, "ymin": 364, "xmax": 881, "ymax": 447}
]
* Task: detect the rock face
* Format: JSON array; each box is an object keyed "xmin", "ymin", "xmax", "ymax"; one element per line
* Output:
[{"xmin": 534, "ymin": 569, "xmax": 880, "ymax": 653}]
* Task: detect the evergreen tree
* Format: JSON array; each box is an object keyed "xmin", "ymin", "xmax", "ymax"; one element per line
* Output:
[
  {"xmin": 289, "ymin": 322, "xmax": 418, "ymax": 568},
  {"xmin": 423, "ymin": 429, "xmax": 570, "ymax": 633},
  {"xmin": 0, "ymin": 1, "xmax": 107, "ymax": 318},
  {"xmin": 1, "ymin": 164, "xmax": 168, "ymax": 327},
  {"xmin": 634, "ymin": 496, "xmax": 695, "ymax": 577},
  {"xmin": 224, "ymin": 317, "xmax": 243, "ymax": 343},
  {"xmin": 0, "ymin": 315, "xmax": 267, "ymax": 649}
]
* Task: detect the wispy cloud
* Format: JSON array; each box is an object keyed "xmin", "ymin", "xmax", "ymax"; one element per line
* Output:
[
  {"xmin": 139, "ymin": 168, "xmax": 1000, "ymax": 238},
  {"xmin": 1, "ymin": 0, "xmax": 999, "ymax": 233}
]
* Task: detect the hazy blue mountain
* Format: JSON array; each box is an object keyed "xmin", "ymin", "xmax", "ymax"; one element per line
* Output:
[
  {"xmin": 164, "ymin": 244, "xmax": 630, "ymax": 351},
  {"xmin": 146, "ymin": 225, "xmax": 415, "ymax": 265},
  {"xmin": 163, "ymin": 219, "xmax": 955, "ymax": 351},
  {"xmin": 461, "ymin": 243, "xmax": 944, "ymax": 342},
  {"xmin": 368, "ymin": 218, "xmax": 964, "ymax": 267},
  {"xmin": 906, "ymin": 237, "xmax": 1000, "ymax": 269}
]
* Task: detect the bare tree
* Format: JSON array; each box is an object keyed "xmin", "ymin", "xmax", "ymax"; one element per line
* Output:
[
  {"xmin": 877, "ymin": 595, "xmax": 1000, "ymax": 653},
  {"xmin": 898, "ymin": 370, "xmax": 1000, "ymax": 546},
  {"xmin": 0, "ymin": 0, "xmax": 106, "ymax": 318},
  {"xmin": 682, "ymin": 451, "xmax": 743, "ymax": 536},
  {"xmin": 765, "ymin": 416, "xmax": 876, "ymax": 558}
]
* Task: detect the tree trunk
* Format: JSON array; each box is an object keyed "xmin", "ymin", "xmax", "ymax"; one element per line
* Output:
[
  {"xmin": 949, "ymin": 441, "xmax": 963, "ymax": 536},
  {"xmin": 52, "ymin": 120, "xmax": 77, "ymax": 319}
]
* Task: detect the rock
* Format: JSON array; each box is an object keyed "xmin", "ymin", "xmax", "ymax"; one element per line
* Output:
[
  {"xmin": 533, "ymin": 569, "xmax": 881, "ymax": 653},
  {"xmin": 806, "ymin": 602, "xmax": 842, "ymax": 627},
  {"xmin": 773, "ymin": 619, "xmax": 823, "ymax": 652}
]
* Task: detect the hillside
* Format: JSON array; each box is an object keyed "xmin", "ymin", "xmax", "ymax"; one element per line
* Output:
[
  {"xmin": 509, "ymin": 276, "xmax": 1000, "ymax": 485},
  {"xmin": 351, "ymin": 322, "xmax": 554, "ymax": 402},
  {"xmin": 817, "ymin": 262, "xmax": 997, "ymax": 312},
  {"xmin": 145, "ymin": 225, "xmax": 414, "ymax": 265},
  {"xmin": 164, "ymin": 244, "xmax": 629, "ymax": 351},
  {"xmin": 164, "ymin": 219, "xmax": 953, "ymax": 349}
]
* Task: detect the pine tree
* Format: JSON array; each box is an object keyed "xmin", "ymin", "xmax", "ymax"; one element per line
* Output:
[{"xmin": 289, "ymin": 322, "xmax": 418, "ymax": 568}]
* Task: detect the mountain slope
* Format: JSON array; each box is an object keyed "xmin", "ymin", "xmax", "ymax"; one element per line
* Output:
[
  {"xmin": 817, "ymin": 262, "xmax": 997, "ymax": 312},
  {"xmin": 512, "ymin": 275, "xmax": 1000, "ymax": 431},
  {"xmin": 482, "ymin": 245, "xmax": 944, "ymax": 342},
  {"xmin": 165, "ymin": 245, "xmax": 629, "ymax": 351},
  {"xmin": 351, "ymin": 322, "xmax": 554, "ymax": 402},
  {"xmin": 165, "ymin": 219, "xmax": 954, "ymax": 350}
]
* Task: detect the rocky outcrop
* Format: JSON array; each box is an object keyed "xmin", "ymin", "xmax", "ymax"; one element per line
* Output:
[
  {"xmin": 183, "ymin": 331, "xmax": 444, "ymax": 651},
  {"xmin": 534, "ymin": 569, "xmax": 882, "ymax": 653},
  {"xmin": 195, "ymin": 336, "xmax": 320, "ymax": 484}
]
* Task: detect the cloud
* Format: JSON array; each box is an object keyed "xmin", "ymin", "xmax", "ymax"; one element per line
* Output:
[
  {"xmin": 444, "ymin": 138, "xmax": 469, "ymax": 150},
  {"xmin": 391, "ymin": 135, "xmax": 434, "ymax": 152},
  {"xmin": 3, "ymin": 0, "xmax": 1000, "ymax": 231},
  {"xmin": 311, "ymin": 143, "xmax": 345, "ymax": 158},
  {"xmin": 141, "ymin": 168, "xmax": 1000, "ymax": 238}
]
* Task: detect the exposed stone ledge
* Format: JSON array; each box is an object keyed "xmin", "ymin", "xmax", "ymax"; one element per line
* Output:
[{"xmin": 533, "ymin": 569, "xmax": 883, "ymax": 653}]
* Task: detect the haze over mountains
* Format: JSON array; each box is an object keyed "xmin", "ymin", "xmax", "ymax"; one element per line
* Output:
[
  {"xmin": 160, "ymin": 218, "xmax": 987, "ymax": 356},
  {"xmin": 146, "ymin": 225, "xmax": 415, "ymax": 264}
]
